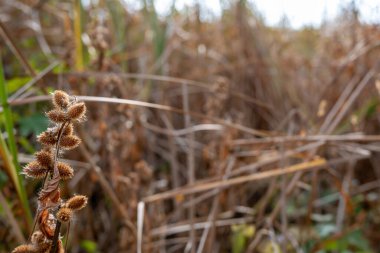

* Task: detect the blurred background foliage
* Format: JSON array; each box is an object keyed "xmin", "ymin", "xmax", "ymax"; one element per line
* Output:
[{"xmin": 1, "ymin": 0, "xmax": 380, "ymax": 252}]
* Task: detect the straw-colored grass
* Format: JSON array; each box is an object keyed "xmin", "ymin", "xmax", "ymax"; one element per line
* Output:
[{"xmin": 1, "ymin": 0, "xmax": 380, "ymax": 252}]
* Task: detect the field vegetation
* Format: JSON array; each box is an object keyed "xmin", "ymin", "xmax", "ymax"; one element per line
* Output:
[{"xmin": 1, "ymin": 0, "xmax": 380, "ymax": 252}]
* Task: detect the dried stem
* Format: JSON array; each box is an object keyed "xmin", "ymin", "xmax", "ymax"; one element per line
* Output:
[
  {"xmin": 29, "ymin": 171, "xmax": 50, "ymax": 241},
  {"xmin": 50, "ymin": 121, "xmax": 68, "ymax": 253},
  {"xmin": 65, "ymin": 221, "xmax": 71, "ymax": 251},
  {"xmin": 50, "ymin": 221, "xmax": 61, "ymax": 253}
]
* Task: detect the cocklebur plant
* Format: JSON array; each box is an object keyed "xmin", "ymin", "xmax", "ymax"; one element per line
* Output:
[{"xmin": 12, "ymin": 90, "xmax": 88, "ymax": 253}]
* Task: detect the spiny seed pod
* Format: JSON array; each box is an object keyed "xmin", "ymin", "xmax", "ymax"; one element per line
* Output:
[
  {"xmin": 53, "ymin": 90, "xmax": 70, "ymax": 110},
  {"xmin": 37, "ymin": 131, "xmax": 57, "ymax": 146},
  {"xmin": 46, "ymin": 110, "xmax": 67, "ymax": 123},
  {"xmin": 35, "ymin": 150, "xmax": 53, "ymax": 168},
  {"xmin": 62, "ymin": 123, "xmax": 74, "ymax": 136},
  {"xmin": 135, "ymin": 160, "xmax": 153, "ymax": 183},
  {"xmin": 59, "ymin": 135, "xmax": 81, "ymax": 149},
  {"xmin": 36, "ymin": 241, "xmax": 51, "ymax": 253},
  {"xmin": 65, "ymin": 195, "xmax": 87, "ymax": 211},
  {"xmin": 57, "ymin": 162, "xmax": 74, "ymax": 180},
  {"xmin": 23, "ymin": 161, "xmax": 47, "ymax": 179},
  {"xmin": 12, "ymin": 90, "xmax": 88, "ymax": 253},
  {"xmin": 57, "ymin": 207, "xmax": 72, "ymax": 223},
  {"xmin": 11, "ymin": 244, "xmax": 36, "ymax": 253},
  {"xmin": 31, "ymin": 231, "xmax": 45, "ymax": 245},
  {"xmin": 67, "ymin": 102, "xmax": 86, "ymax": 120}
]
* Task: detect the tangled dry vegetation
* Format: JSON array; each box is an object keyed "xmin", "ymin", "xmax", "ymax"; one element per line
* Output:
[{"xmin": 1, "ymin": 0, "xmax": 380, "ymax": 252}]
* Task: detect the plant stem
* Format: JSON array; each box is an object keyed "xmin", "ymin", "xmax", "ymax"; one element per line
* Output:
[
  {"xmin": 49, "ymin": 121, "xmax": 68, "ymax": 253},
  {"xmin": 65, "ymin": 221, "xmax": 71, "ymax": 251},
  {"xmin": 50, "ymin": 221, "xmax": 61, "ymax": 253},
  {"xmin": 0, "ymin": 55, "xmax": 32, "ymax": 229},
  {"xmin": 74, "ymin": 0, "xmax": 84, "ymax": 71},
  {"xmin": 29, "ymin": 172, "xmax": 50, "ymax": 241}
]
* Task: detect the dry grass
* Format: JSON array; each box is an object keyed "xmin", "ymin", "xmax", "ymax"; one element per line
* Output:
[{"xmin": 1, "ymin": 0, "xmax": 380, "ymax": 252}]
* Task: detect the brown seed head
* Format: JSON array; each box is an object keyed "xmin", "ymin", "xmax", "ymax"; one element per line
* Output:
[
  {"xmin": 57, "ymin": 162, "xmax": 74, "ymax": 180},
  {"xmin": 37, "ymin": 131, "xmax": 57, "ymax": 146},
  {"xmin": 62, "ymin": 123, "xmax": 74, "ymax": 136},
  {"xmin": 11, "ymin": 244, "xmax": 36, "ymax": 253},
  {"xmin": 31, "ymin": 231, "xmax": 45, "ymax": 245},
  {"xmin": 46, "ymin": 110, "xmax": 67, "ymax": 123},
  {"xmin": 135, "ymin": 160, "xmax": 153, "ymax": 183},
  {"xmin": 23, "ymin": 161, "xmax": 47, "ymax": 179},
  {"xmin": 35, "ymin": 150, "xmax": 53, "ymax": 168},
  {"xmin": 65, "ymin": 195, "xmax": 88, "ymax": 211},
  {"xmin": 67, "ymin": 102, "xmax": 86, "ymax": 120},
  {"xmin": 59, "ymin": 135, "xmax": 81, "ymax": 149},
  {"xmin": 53, "ymin": 90, "xmax": 70, "ymax": 110},
  {"xmin": 36, "ymin": 241, "xmax": 51, "ymax": 253},
  {"xmin": 57, "ymin": 207, "xmax": 73, "ymax": 223}
]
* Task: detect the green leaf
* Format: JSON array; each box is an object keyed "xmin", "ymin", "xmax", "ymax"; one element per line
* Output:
[
  {"xmin": 0, "ymin": 170, "xmax": 8, "ymax": 189},
  {"xmin": 19, "ymin": 137, "xmax": 35, "ymax": 154},
  {"xmin": 364, "ymin": 99, "xmax": 378, "ymax": 118},
  {"xmin": 316, "ymin": 223, "xmax": 336, "ymax": 238},
  {"xmin": 0, "ymin": 56, "xmax": 32, "ymax": 228},
  {"xmin": 345, "ymin": 230, "xmax": 371, "ymax": 251},
  {"xmin": 231, "ymin": 224, "xmax": 256, "ymax": 253},
  {"xmin": 324, "ymin": 239, "xmax": 339, "ymax": 250},
  {"xmin": 232, "ymin": 230, "xmax": 246, "ymax": 253},
  {"xmin": 6, "ymin": 77, "xmax": 31, "ymax": 94},
  {"xmin": 319, "ymin": 229, "xmax": 374, "ymax": 252},
  {"xmin": 19, "ymin": 113, "xmax": 49, "ymax": 136},
  {"xmin": 80, "ymin": 240, "xmax": 98, "ymax": 253}
]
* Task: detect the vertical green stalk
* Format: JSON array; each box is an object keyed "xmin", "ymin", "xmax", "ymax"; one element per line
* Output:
[
  {"xmin": 74, "ymin": 0, "xmax": 84, "ymax": 71},
  {"xmin": 141, "ymin": 0, "xmax": 166, "ymax": 98},
  {"xmin": 143, "ymin": 0, "xmax": 166, "ymax": 62},
  {"xmin": 107, "ymin": 0, "xmax": 128, "ymax": 71},
  {"xmin": 0, "ymin": 57, "xmax": 32, "ymax": 229}
]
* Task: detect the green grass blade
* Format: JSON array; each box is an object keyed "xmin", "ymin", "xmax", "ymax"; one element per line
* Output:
[
  {"xmin": 0, "ymin": 57, "xmax": 32, "ymax": 229},
  {"xmin": 106, "ymin": 0, "xmax": 128, "ymax": 71},
  {"xmin": 0, "ymin": 72, "xmax": 19, "ymax": 168},
  {"xmin": 142, "ymin": 0, "xmax": 166, "ymax": 62},
  {"xmin": 74, "ymin": 0, "xmax": 84, "ymax": 71}
]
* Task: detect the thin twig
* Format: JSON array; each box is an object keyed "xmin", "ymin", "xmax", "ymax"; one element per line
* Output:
[
  {"xmin": 0, "ymin": 21, "xmax": 36, "ymax": 76},
  {"xmin": 182, "ymin": 83, "xmax": 196, "ymax": 253},
  {"xmin": 231, "ymin": 134, "xmax": 380, "ymax": 146},
  {"xmin": 151, "ymin": 217, "xmax": 254, "ymax": 237},
  {"xmin": 64, "ymin": 72, "xmax": 272, "ymax": 110},
  {"xmin": 196, "ymin": 158, "xmax": 235, "ymax": 253},
  {"xmin": 0, "ymin": 191, "xmax": 26, "ymax": 244},
  {"xmin": 9, "ymin": 61, "xmax": 60, "ymax": 101},
  {"xmin": 9, "ymin": 95, "xmax": 269, "ymax": 137},
  {"xmin": 325, "ymin": 66, "xmax": 378, "ymax": 134},
  {"xmin": 161, "ymin": 114, "xmax": 181, "ymax": 189},
  {"xmin": 336, "ymin": 160, "xmax": 355, "ymax": 232},
  {"xmin": 78, "ymin": 144, "xmax": 137, "ymax": 236},
  {"xmin": 143, "ymin": 158, "xmax": 327, "ymax": 203}
]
